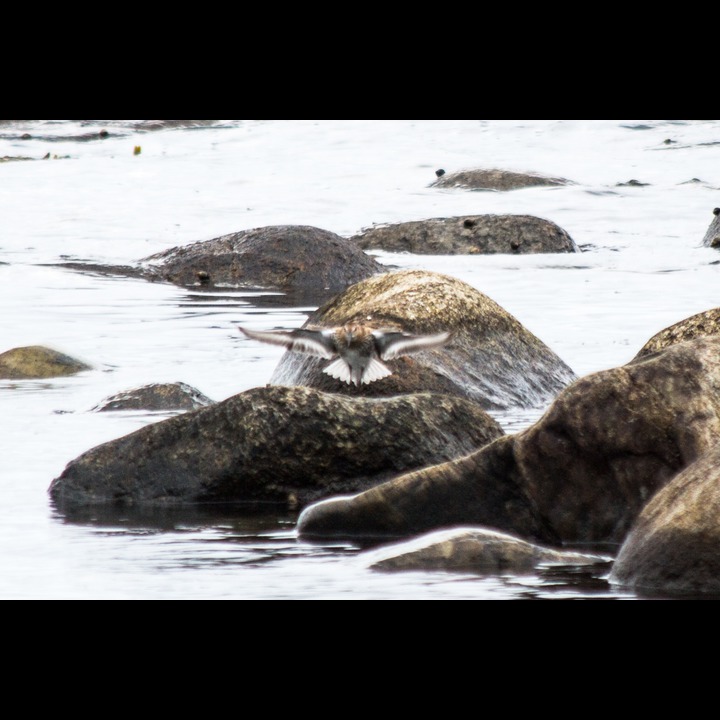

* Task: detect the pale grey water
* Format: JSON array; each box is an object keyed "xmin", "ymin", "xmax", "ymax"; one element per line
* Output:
[{"xmin": 1, "ymin": 119, "xmax": 718, "ymax": 599}]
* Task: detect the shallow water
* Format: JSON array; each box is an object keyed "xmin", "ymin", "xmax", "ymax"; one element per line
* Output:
[{"xmin": 1, "ymin": 119, "xmax": 718, "ymax": 599}]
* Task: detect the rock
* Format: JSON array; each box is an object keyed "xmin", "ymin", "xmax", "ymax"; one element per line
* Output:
[
  {"xmin": 609, "ymin": 444, "xmax": 720, "ymax": 596},
  {"xmin": 92, "ymin": 382, "xmax": 214, "ymax": 412},
  {"xmin": 139, "ymin": 225, "xmax": 385, "ymax": 301},
  {"xmin": 54, "ymin": 225, "xmax": 387, "ymax": 304},
  {"xmin": 430, "ymin": 168, "xmax": 569, "ymax": 191},
  {"xmin": 351, "ymin": 215, "xmax": 579, "ymax": 255},
  {"xmin": 702, "ymin": 207, "xmax": 720, "ymax": 248},
  {"xmin": 364, "ymin": 526, "xmax": 609, "ymax": 573},
  {"xmin": 634, "ymin": 307, "xmax": 720, "ymax": 359},
  {"xmin": 0, "ymin": 346, "xmax": 91, "ymax": 379},
  {"xmin": 269, "ymin": 269, "xmax": 577, "ymax": 410},
  {"xmin": 298, "ymin": 336, "xmax": 720, "ymax": 545},
  {"xmin": 49, "ymin": 385, "xmax": 504, "ymax": 511}
]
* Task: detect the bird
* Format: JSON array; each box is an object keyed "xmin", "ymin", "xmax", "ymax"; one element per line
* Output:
[{"xmin": 238, "ymin": 322, "xmax": 451, "ymax": 386}]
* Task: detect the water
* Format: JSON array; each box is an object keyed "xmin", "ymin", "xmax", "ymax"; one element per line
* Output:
[{"xmin": 1, "ymin": 119, "xmax": 718, "ymax": 599}]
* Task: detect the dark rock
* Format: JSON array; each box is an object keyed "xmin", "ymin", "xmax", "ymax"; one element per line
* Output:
[
  {"xmin": 92, "ymin": 382, "xmax": 214, "ymax": 412},
  {"xmin": 268, "ymin": 269, "xmax": 577, "ymax": 410},
  {"xmin": 616, "ymin": 179, "xmax": 650, "ymax": 187},
  {"xmin": 703, "ymin": 207, "xmax": 720, "ymax": 248},
  {"xmin": 351, "ymin": 214, "xmax": 578, "ymax": 255},
  {"xmin": 609, "ymin": 444, "xmax": 720, "ymax": 596},
  {"xmin": 634, "ymin": 307, "xmax": 720, "ymax": 359},
  {"xmin": 430, "ymin": 168, "xmax": 569, "ymax": 191},
  {"xmin": 0, "ymin": 346, "xmax": 91, "ymax": 379},
  {"xmin": 298, "ymin": 336, "xmax": 720, "ymax": 545},
  {"xmin": 56, "ymin": 225, "xmax": 386, "ymax": 304},
  {"xmin": 49, "ymin": 385, "xmax": 504, "ymax": 511},
  {"xmin": 365, "ymin": 526, "xmax": 609, "ymax": 573}
]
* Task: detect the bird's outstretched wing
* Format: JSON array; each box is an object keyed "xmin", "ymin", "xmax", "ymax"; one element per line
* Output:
[
  {"xmin": 372, "ymin": 330, "xmax": 451, "ymax": 360},
  {"xmin": 238, "ymin": 326, "xmax": 336, "ymax": 359}
]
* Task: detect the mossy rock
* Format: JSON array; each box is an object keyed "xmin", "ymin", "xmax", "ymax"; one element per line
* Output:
[{"xmin": 0, "ymin": 346, "xmax": 91, "ymax": 379}]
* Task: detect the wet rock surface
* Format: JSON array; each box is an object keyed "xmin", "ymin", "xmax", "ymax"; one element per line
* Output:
[
  {"xmin": 269, "ymin": 269, "xmax": 577, "ymax": 409},
  {"xmin": 55, "ymin": 225, "xmax": 386, "ymax": 304},
  {"xmin": 298, "ymin": 336, "xmax": 720, "ymax": 546},
  {"xmin": 364, "ymin": 526, "xmax": 610, "ymax": 573},
  {"xmin": 0, "ymin": 346, "xmax": 91, "ymax": 379},
  {"xmin": 634, "ymin": 307, "xmax": 720, "ymax": 359},
  {"xmin": 609, "ymin": 444, "xmax": 720, "ymax": 596},
  {"xmin": 49, "ymin": 385, "xmax": 504, "ymax": 511},
  {"xmin": 430, "ymin": 168, "xmax": 569, "ymax": 191},
  {"xmin": 92, "ymin": 382, "xmax": 214, "ymax": 412},
  {"xmin": 702, "ymin": 207, "xmax": 720, "ymax": 248},
  {"xmin": 351, "ymin": 214, "xmax": 579, "ymax": 255}
]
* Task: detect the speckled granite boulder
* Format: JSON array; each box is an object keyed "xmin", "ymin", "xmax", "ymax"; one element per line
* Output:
[
  {"xmin": 610, "ymin": 444, "xmax": 720, "ymax": 596},
  {"xmin": 268, "ymin": 269, "xmax": 577, "ymax": 410},
  {"xmin": 634, "ymin": 307, "xmax": 720, "ymax": 359},
  {"xmin": 0, "ymin": 346, "xmax": 91, "ymax": 379},
  {"xmin": 92, "ymin": 382, "xmax": 214, "ymax": 412},
  {"xmin": 298, "ymin": 336, "xmax": 720, "ymax": 546},
  {"xmin": 49, "ymin": 385, "xmax": 504, "ymax": 511},
  {"xmin": 702, "ymin": 207, "xmax": 720, "ymax": 248},
  {"xmin": 431, "ymin": 168, "xmax": 569, "ymax": 191},
  {"xmin": 351, "ymin": 215, "xmax": 578, "ymax": 255}
]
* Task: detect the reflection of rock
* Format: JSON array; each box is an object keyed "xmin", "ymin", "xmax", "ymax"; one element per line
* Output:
[
  {"xmin": 270, "ymin": 270, "xmax": 576, "ymax": 409},
  {"xmin": 702, "ymin": 207, "xmax": 720, "ymax": 248},
  {"xmin": 364, "ymin": 527, "xmax": 609, "ymax": 574},
  {"xmin": 609, "ymin": 444, "xmax": 720, "ymax": 596},
  {"xmin": 49, "ymin": 385, "xmax": 503, "ymax": 511},
  {"xmin": 634, "ymin": 307, "xmax": 720, "ymax": 359},
  {"xmin": 298, "ymin": 336, "xmax": 720, "ymax": 545},
  {"xmin": 352, "ymin": 215, "xmax": 579, "ymax": 255},
  {"xmin": 92, "ymin": 382, "xmax": 214, "ymax": 412},
  {"xmin": 430, "ymin": 168, "xmax": 569, "ymax": 191},
  {"xmin": 0, "ymin": 346, "xmax": 91, "ymax": 379}
]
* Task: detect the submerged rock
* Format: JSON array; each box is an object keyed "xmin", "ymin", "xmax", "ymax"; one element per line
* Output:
[
  {"xmin": 49, "ymin": 385, "xmax": 503, "ymax": 511},
  {"xmin": 634, "ymin": 307, "xmax": 720, "ymax": 359},
  {"xmin": 92, "ymin": 382, "xmax": 214, "ymax": 412},
  {"xmin": 364, "ymin": 527, "xmax": 609, "ymax": 574},
  {"xmin": 268, "ymin": 269, "xmax": 577, "ymax": 410},
  {"xmin": 609, "ymin": 444, "xmax": 720, "ymax": 596},
  {"xmin": 702, "ymin": 207, "xmax": 720, "ymax": 248},
  {"xmin": 0, "ymin": 346, "xmax": 91, "ymax": 379},
  {"xmin": 430, "ymin": 168, "xmax": 569, "ymax": 191},
  {"xmin": 298, "ymin": 336, "xmax": 720, "ymax": 545},
  {"xmin": 351, "ymin": 215, "xmax": 579, "ymax": 255}
]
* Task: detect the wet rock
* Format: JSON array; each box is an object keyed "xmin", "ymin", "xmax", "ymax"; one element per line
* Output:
[
  {"xmin": 92, "ymin": 382, "xmax": 214, "ymax": 412},
  {"xmin": 352, "ymin": 214, "xmax": 579, "ymax": 255},
  {"xmin": 269, "ymin": 269, "xmax": 577, "ymax": 410},
  {"xmin": 364, "ymin": 527, "xmax": 609, "ymax": 573},
  {"xmin": 609, "ymin": 444, "xmax": 720, "ymax": 596},
  {"xmin": 0, "ymin": 346, "xmax": 91, "ymax": 379},
  {"xmin": 634, "ymin": 307, "xmax": 720, "ymax": 359},
  {"xmin": 702, "ymin": 207, "xmax": 720, "ymax": 248},
  {"xmin": 0, "ymin": 155, "xmax": 35, "ymax": 163},
  {"xmin": 57, "ymin": 225, "xmax": 386, "ymax": 304},
  {"xmin": 49, "ymin": 385, "xmax": 504, "ymax": 511},
  {"xmin": 616, "ymin": 179, "xmax": 650, "ymax": 187},
  {"xmin": 430, "ymin": 168, "xmax": 569, "ymax": 191},
  {"xmin": 298, "ymin": 336, "xmax": 720, "ymax": 545}
]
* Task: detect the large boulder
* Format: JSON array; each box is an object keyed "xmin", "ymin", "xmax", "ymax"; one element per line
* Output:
[
  {"xmin": 634, "ymin": 307, "xmax": 720, "ymax": 359},
  {"xmin": 268, "ymin": 270, "xmax": 577, "ymax": 410},
  {"xmin": 298, "ymin": 336, "xmax": 720, "ymax": 545},
  {"xmin": 364, "ymin": 526, "xmax": 609, "ymax": 574},
  {"xmin": 92, "ymin": 382, "xmax": 214, "ymax": 412},
  {"xmin": 0, "ymin": 346, "xmax": 91, "ymax": 379},
  {"xmin": 56, "ymin": 225, "xmax": 386, "ymax": 304},
  {"xmin": 49, "ymin": 384, "xmax": 503, "ymax": 511},
  {"xmin": 609, "ymin": 444, "xmax": 720, "ymax": 596},
  {"xmin": 702, "ymin": 207, "xmax": 720, "ymax": 248},
  {"xmin": 351, "ymin": 215, "xmax": 578, "ymax": 255},
  {"xmin": 431, "ymin": 168, "xmax": 569, "ymax": 191}
]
